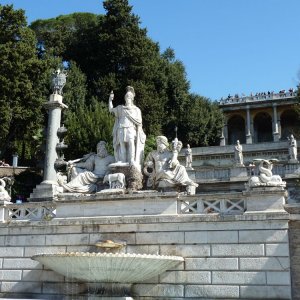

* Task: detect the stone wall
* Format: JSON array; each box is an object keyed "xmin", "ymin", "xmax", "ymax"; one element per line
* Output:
[{"xmin": 0, "ymin": 211, "xmax": 291, "ymax": 299}]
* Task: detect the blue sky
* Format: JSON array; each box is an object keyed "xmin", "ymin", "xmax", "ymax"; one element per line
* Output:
[{"xmin": 1, "ymin": 0, "xmax": 300, "ymax": 100}]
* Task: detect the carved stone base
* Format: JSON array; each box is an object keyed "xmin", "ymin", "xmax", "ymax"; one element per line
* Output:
[{"xmin": 109, "ymin": 164, "xmax": 143, "ymax": 190}]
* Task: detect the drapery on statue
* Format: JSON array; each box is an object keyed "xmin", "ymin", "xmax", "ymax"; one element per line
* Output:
[
  {"xmin": 109, "ymin": 86, "xmax": 146, "ymax": 170},
  {"xmin": 144, "ymin": 136, "xmax": 198, "ymax": 193},
  {"xmin": 58, "ymin": 141, "xmax": 115, "ymax": 193},
  {"xmin": 234, "ymin": 140, "xmax": 244, "ymax": 166},
  {"xmin": 248, "ymin": 159, "xmax": 286, "ymax": 188},
  {"xmin": 288, "ymin": 134, "xmax": 298, "ymax": 161}
]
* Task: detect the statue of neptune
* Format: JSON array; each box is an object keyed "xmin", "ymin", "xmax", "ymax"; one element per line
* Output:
[{"xmin": 109, "ymin": 86, "xmax": 146, "ymax": 170}]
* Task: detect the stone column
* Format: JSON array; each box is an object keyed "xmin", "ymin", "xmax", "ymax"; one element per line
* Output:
[
  {"xmin": 30, "ymin": 94, "xmax": 67, "ymax": 202},
  {"xmin": 224, "ymin": 121, "xmax": 228, "ymax": 145},
  {"xmin": 220, "ymin": 127, "xmax": 226, "ymax": 146},
  {"xmin": 273, "ymin": 104, "xmax": 280, "ymax": 142},
  {"xmin": 43, "ymin": 94, "xmax": 66, "ymax": 183},
  {"xmin": 246, "ymin": 106, "xmax": 252, "ymax": 144}
]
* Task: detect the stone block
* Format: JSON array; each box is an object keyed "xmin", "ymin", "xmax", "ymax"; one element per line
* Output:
[
  {"xmin": 126, "ymin": 245, "xmax": 160, "ymax": 255},
  {"xmin": 240, "ymin": 285, "xmax": 291, "ymax": 299},
  {"xmin": 0, "ymin": 281, "xmax": 42, "ymax": 293},
  {"xmin": 43, "ymin": 282, "xmax": 87, "ymax": 295},
  {"xmin": 0, "ymin": 270, "xmax": 22, "ymax": 280},
  {"xmin": 185, "ymin": 230, "xmax": 238, "ymax": 243},
  {"xmin": 84, "ymin": 223, "xmax": 138, "ymax": 233},
  {"xmin": 266, "ymin": 243, "xmax": 289, "ymax": 256},
  {"xmin": 5, "ymin": 234, "xmax": 45, "ymax": 246},
  {"xmin": 0, "ymin": 236, "xmax": 6, "ymax": 245},
  {"xmin": 212, "ymin": 244, "xmax": 264, "ymax": 256},
  {"xmin": 67, "ymin": 245, "xmax": 92, "ymax": 253},
  {"xmin": 239, "ymin": 229, "xmax": 288, "ymax": 243},
  {"xmin": 185, "ymin": 258, "xmax": 238, "ymax": 270},
  {"xmin": 212, "ymin": 271, "xmax": 266, "ymax": 284},
  {"xmin": 240, "ymin": 257, "xmax": 290, "ymax": 271},
  {"xmin": 3, "ymin": 258, "xmax": 42, "ymax": 269},
  {"xmin": 22, "ymin": 270, "xmax": 65, "ymax": 282},
  {"xmin": 185, "ymin": 285, "xmax": 239, "ymax": 298},
  {"xmin": 45, "ymin": 233, "xmax": 89, "ymax": 245},
  {"xmin": 0, "ymin": 258, "xmax": 2, "ymax": 268},
  {"xmin": 136, "ymin": 232, "xmax": 184, "ymax": 244},
  {"xmin": 132, "ymin": 284, "xmax": 184, "ymax": 297},
  {"xmin": 160, "ymin": 244, "xmax": 210, "ymax": 257},
  {"xmin": 0, "ymin": 246, "xmax": 24, "ymax": 257},
  {"xmin": 160, "ymin": 270, "xmax": 211, "ymax": 284},
  {"xmin": 24, "ymin": 246, "xmax": 66, "ymax": 257},
  {"xmin": 267, "ymin": 271, "xmax": 291, "ymax": 285}
]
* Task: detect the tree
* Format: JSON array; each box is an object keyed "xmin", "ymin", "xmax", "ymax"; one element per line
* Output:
[{"xmin": 0, "ymin": 5, "xmax": 54, "ymax": 164}]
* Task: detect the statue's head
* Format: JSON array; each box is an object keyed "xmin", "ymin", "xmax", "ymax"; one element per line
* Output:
[
  {"xmin": 125, "ymin": 86, "xmax": 135, "ymax": 106},
  {"xmin": 156, "ymin": 136, "xmax": 169, "ymax": 153},
  {"xmin": 97, "ymin": 141, "xmax": 108, "ymax": 157}
]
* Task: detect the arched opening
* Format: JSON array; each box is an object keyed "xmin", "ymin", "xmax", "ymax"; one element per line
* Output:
[
  {"xmin": 227, "ymin": 115, "xmax": 246, "ymax": 145},
  {"xmin": 253, "ymin": 112, "xmax": 273, "ymax": 143},
  {"xmin": 280, "ymin": 109, "xmax": 300, "ymax": 140}
]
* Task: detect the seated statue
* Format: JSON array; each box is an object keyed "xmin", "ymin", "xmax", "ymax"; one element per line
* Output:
[
  {"xmin": 144, "ymin": 136, "xmax": 198, "ymax": 193},
  {"xmin": 58, "ymin": 141, "xmax": 115, "ymax": 193}
]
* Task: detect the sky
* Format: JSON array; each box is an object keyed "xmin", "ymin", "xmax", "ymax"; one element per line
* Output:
[{"xmin": 1, "ymin": 0, "xmax": 300, "ymax": 100}]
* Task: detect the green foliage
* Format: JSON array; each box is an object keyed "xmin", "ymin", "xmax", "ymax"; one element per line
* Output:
[
  {"xmin": 0, "ymin": 5, "xmax": 55, "ymax": 163},
  {"xmin": 64, "ymin": 100, "xmax": 114, "ymax": 159}
]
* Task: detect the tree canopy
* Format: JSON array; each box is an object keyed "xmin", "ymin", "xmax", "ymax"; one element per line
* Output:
[{"xmin": 1, "ymin": 0, "xmax": 224, "ymax": 165}]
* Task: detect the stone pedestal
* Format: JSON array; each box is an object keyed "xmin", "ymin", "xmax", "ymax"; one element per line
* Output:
[
  {"xmin": 243, "ymin": 187, "xmax": 287, "ymax": 212},
  {"xmin": 273, "ymin": 131, "xmax": 280, "ymax": 142},
  {"xmin": 246, "ymin": 133, "xmax": 252, "ymax": 144}
]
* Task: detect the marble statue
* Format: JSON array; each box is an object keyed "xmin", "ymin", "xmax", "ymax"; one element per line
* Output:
[
  {"xmin": 103, "ymin": 173, "xmax": 126, "ymax": 189},
  {"xmin": 248, "ymin": 159, "xmax": 286, "ymax": 187},
  {"xmin": 58, "ymin": 141, "xmax": 115, "ymax": 193},
  {"xmin": 185, "ymin": 144, "xmax": 193, "ymax": 169},
  {"xmin": 0, "ymin": 178, "xmax": 11, "ymax": 201},
  {"xmin": 109, "ymin": 86, "xmax": 146, "ymax": 170},
  {"xmin": 288, "ymin": 134, "xmax": 297, "ymax": 161},
  {"xmin": 51, "ymin": 69, "xmax": 67, "ymax": 95},
  {"xmin": 234, "ymin": 140, "xmax": 244, "ymax": 166},
  {"xmin": 144, "ymin": 136, "xmax": 198, "ymax": 193}
]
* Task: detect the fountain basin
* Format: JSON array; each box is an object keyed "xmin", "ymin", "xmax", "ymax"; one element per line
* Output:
[{"xmin": 32, "ymin": 252, "xmax": 183, "ymax": 283}]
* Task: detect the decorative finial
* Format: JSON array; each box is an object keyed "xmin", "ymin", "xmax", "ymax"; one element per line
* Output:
[{"xmin": 51, "ymin": 68, "xmax": 67, "ymax": 95}]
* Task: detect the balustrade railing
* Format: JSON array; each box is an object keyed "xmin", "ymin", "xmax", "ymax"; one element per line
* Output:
[
  {"xmin": 219, "ymin": 92, "xmax": 297, "ymax": 105},
  {"xmin": 178, "ymin": 195, "xmax": 245, "ymax": 215},
  {"xmin": 5, "ymin": 202, "xmax": 56, "ymax": 221}
]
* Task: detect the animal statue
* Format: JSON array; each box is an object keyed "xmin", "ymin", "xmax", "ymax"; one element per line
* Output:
[
  {"xmin": 248, "ymin": 159, "xmax": 285, "ymax": 187},
  {"xmin": 103, "ymin": 173, "xmax": 126, "ymax": 189},
  {"xmin": 0, "ymin": 178, "xmax": 11, "ymax": 201}
]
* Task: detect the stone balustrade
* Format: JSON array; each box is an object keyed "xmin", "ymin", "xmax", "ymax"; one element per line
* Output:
[{"xmin": 219, "ymin": 91, "xmax": 297, "ymax": 106}]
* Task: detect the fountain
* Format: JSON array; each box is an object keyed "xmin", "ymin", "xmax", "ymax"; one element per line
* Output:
[{"xmin": 32, "ymin": 241, "xmax": 183, "ymax": 298}]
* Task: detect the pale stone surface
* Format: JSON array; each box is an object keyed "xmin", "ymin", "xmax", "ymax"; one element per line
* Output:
[
  {"xmin": 0, "ymin": 247, "xmax": 24, "ymax": 257},
  {"xmin": 90, "ymin": 232, "xmax": 136, "ymax": 244},
  {"xmin": 185, "ymin": 230, "xmax": 238, "ymax": 243},
  {"xmin": 212, "ymin": 244, "xmax": 264, "ymax": 256},
  {"xmin": 24, "ymin": 246, "xmax": 66, "ymax": 257},
  {"xmin": 160, "ymin": 271, "xmax": 211, "ymax": 284},
  {"xmin": 136, "ymin": 232, "xmax": 184, "ymax": 244},
  {"xmin": 266, "ymin": 271, "xmax": 291, "ymax": 285},
  {"xmin": 132, "ymin": 284, "xmax": 184, "ymax": 297},
  {"xmin": 160, "ymin": 245, "xmax": 210, "ymax": 257},
  {"xmin": 45, "ymin": 233, "xmax": 89, "ymax": 246},
  {"xmin": 3, "ymin": 258, "xmax": 41, "ymax": 269},
  {"xmin": 5, "ymin": 235, "xmax": 46, "ymax": 246},
  {"xmin": 240, "ymin": 285, "xmax": 291, "ymax": 299},
  {"xmin": 240, "ymin": 257, "xmax": 290, "ymax": 271},
  {"xmin": 186, "ymin": 258, "xmax": 238, "ymax": 270},
  {"xmin": 239, "ymin": 229, "xmax": 288, "ymax": 243},
  {"xmin": 266, "ymin": 243, "xmax": 289, "ymax": 256},
  {"xmin": 212, "ymin": 271, "xmax": 266, "ymax": 284},
  {"xmin": 0, "ymin": 270, "xmax": 22, "ymax": 280},
  {"xmin": 126, "ymin": 245, "xmax": 160, "ymax": 255},
  {"xmin": 185, "ymin": 285, "xmax": 239, "ymax": 298}
]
